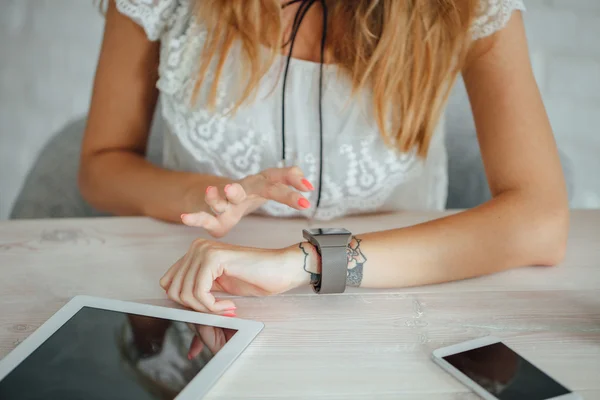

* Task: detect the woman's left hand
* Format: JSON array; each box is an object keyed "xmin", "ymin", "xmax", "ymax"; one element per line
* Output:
[{"xmin": 160, "ymin": 239, "xmax": 313, "ymax": 313}]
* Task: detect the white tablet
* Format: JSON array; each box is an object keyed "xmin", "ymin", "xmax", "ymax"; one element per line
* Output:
[{"xmin": 0, "ymin": 296, "xmax": 263, "ymax": 400}]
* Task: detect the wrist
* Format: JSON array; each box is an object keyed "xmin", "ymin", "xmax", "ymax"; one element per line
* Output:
[
  {"xmin": 283, "ymin": 242, "xmax": 321, "ymax": 288},
  {"xmin": 302, "ymin": 242, "xmax": 321, "ymax": 275},
  {"xmin": 181, "ymin": 175, "xmax": 208, "ymax": 213}
]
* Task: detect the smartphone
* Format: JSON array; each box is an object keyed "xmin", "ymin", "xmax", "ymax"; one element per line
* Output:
[{"xmin": 432, "ymin": 336, "xmax": 581, "ymax": 400}]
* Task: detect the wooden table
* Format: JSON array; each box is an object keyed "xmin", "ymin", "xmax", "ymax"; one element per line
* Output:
[{"xmin": 1, "ymin": 211, "xmax": 599, "ymax": 399}]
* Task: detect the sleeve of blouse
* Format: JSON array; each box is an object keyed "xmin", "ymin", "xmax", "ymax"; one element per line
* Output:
[
  {"xmin": 472, "ymin": 0, "xmax": 526, "ymax": 40},
  {"xmin": 114, "ymin": 0, "xmax": 179, "ymax": 41}
]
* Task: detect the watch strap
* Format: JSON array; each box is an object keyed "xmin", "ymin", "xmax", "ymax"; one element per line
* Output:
[
  {"xmin": 314, "ymin": 245, "xmax": 348, "ymax": 294},
  {"xmin": 303, "ymin": 229, "xmax": 351, "ymax": 294}
]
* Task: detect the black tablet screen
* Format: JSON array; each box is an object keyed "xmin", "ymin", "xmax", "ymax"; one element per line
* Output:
[{"xmin": 0, "ymin": 307, "xmax": 237, "ymax": 400}]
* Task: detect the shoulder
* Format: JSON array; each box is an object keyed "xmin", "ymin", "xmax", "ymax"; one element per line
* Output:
[
  {"xmin": 471, "ymin": 0, "xmax": 526, "ymax": 40},
  {"xmin": 114, "ymin": 0, "xmax": 191, "ymax": 41}
]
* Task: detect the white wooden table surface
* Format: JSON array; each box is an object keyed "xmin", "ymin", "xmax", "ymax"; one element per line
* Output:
[{"xmin": 1, "ymin": 211, "xmax": 599, "ymax": 399}]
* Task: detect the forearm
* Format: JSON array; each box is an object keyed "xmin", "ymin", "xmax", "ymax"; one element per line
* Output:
[
  {"xmin": 79, "ymin": 151, "xmax": 229, "ymax": 222},
  {"xmin": 295, "ymin": 190, "xmax": 568, "ymax": 289}
]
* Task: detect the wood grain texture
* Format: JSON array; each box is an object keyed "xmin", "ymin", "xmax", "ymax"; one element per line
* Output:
[{"xmin": 1, "ymin": 211, "xmax": 599, "ymax": 399}]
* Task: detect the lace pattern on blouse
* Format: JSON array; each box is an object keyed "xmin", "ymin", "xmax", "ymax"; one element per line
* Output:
[
  {"xmin": 114, "ymin": 0, "xmax": 526, "ymax": 220},
  {"xmin": 472, "ymin": 0, "xmax": 526, "ymax": 40}
]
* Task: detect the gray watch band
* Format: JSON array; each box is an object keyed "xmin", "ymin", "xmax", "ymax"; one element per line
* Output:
[{"xmin": 302, "ymin": 229, "xmax": 352, "ymax": 294}]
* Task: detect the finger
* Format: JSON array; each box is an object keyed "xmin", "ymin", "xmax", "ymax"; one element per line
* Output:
[
  {"xmin": 262, "ymin": 166, "xmax": 304, "ymax": 184},
  {"xmin": 204, "ymin": 186, "xmax": 229, "ymax": 214},
  {"xmin": 283, "ymin": 168, "xmax": 314, "ymax": 192},
  {"xmin": 179, "ymin": 251, "xmax": 209, "ymax": 312},
  {"xmin": 160, "ymin": 256, "xmax": 184, "ymax": 291},
  {"xmin": 166, "ymin": 252, "xmax": 196, "ymax": 305},
  {"xmin": 223, "ymin": 183, "xmax": 247, "ymax": 205},
  {"xmin": 188, "ymin": 335, "xmax": 204, "ymax": 360},
  {"xmin": 262, "ymin": 166, "xmax": 313, "ymax": 192},
  {"xmin": 290, "ymin": 175, "xmax": 314, "ymax": 192},
  {"xmin": 194, "ymin": 262, "xmax": 236, "ymax": 313},
  {"xmin": 183, "ymin": 211, "xmax": 237, "ymax": 239},
  {"xmin": 181, "ymin": 212, "xmax": 221, "ymax": 231},
  {"xmin": 179, "ymin": 252, "xmax": 236, "ymax": 313},
  {"xmin": 260, "ymin": 182, "xmax": 311, "ymax": 210}
]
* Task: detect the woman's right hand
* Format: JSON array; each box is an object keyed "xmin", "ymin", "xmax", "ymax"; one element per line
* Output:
[{"xmin": 181, "ymin": 166, "xmax": 314, "ymax": 238}]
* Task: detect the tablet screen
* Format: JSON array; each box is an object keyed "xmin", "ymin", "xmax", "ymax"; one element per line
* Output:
[{"xmin": 0, "ymin": 307, "xmax": 237, "ymax": 400}]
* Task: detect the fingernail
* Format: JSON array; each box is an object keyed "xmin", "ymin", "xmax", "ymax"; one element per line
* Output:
[
  {"xmin": 301, "ymin": 179, "xmax": 314, "ymax": 191},
  {"xmin": 205, "ymin": 186, "xmax": 213, "ymax": 194},
  {"xmin": 180, "ymin": 214, "xmax": 186, "ymax": 219},
  {"xmin": 223, "ymin": 312, "xmax": 237, "ymax": 317},
  {"xmin": 224, "ymin": 184, "xmax": 231, "ymax": 193},
  {"xmin": 225, "ymin": 306, "xmax": 236, "ymax": 311},
  {"xmin": 188, "ymin": 354, "xmax": 192, "ymax": 360},
  {"xmin": 298, "ymin": 198, "xmax": 310, "ymax": 209}
]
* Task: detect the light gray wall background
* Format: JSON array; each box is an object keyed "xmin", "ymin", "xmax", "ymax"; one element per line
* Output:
[{"xmin": 1, "ymin": 0, "xmax": 599, "ymax": 219}]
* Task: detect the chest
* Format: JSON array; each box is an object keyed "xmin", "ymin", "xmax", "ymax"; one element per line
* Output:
[
  {"xmin": 279, "ymin": 1, "xmax": 327, "ymax": 64},
  {"xmin": 156, "ymin": 4, "xmax": 436, "ymax": 218}
]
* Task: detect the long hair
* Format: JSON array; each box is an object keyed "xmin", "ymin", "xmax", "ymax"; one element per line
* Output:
[{"xmin": 194, "ymin": 0, "xmax": 478, "ymax": 156}]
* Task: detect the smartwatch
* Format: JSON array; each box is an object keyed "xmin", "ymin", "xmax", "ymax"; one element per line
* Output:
[{"xmin": 302, "ymin": 228, "xmax": 352, "ymax": 294}]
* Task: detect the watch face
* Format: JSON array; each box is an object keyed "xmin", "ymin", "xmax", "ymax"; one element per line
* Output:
[
  {"xmin": 306, "ymin": 228, "xmax": 351, "ymax": 236},
  {"xmin": 303, "ymin": 228, "xmax": 352, "ymax": 248}
]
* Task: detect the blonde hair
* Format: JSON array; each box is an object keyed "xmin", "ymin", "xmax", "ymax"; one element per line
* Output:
[{"xmin": 194, "ymin": 0, "xmax": 478, "ymax": 156}]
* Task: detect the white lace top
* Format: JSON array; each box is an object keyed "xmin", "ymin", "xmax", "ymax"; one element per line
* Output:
[{"xmin": 116, "ymin": 0, "xmax": 526, "ymax": 220}]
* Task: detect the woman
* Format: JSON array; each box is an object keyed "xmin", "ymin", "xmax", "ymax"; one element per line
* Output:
[{"xmin": 80, "ymin": 0, "xmax": 569, "ymax": 315}]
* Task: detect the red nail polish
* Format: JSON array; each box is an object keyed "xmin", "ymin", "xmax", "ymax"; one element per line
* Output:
[
  {"xmin": 301, "ymin": 179, "xmax": 314, "ymax": 191},
  {"xmin": 298, "ymin": 198, "xmax": 310, "ymax": 209},
  {"xmin": 223, "ymin": 312, "xmax": 236, "ymax": 317}
]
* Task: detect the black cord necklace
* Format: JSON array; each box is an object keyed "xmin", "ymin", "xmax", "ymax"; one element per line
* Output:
[{"xmin": 281, "ymin": 0, "xmax": 328, "ymax": 210}]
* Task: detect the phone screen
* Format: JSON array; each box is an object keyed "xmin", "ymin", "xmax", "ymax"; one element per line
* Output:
[{"xmin": 443, "ymin": 342, "xmax": 571, "ymax": 400}]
